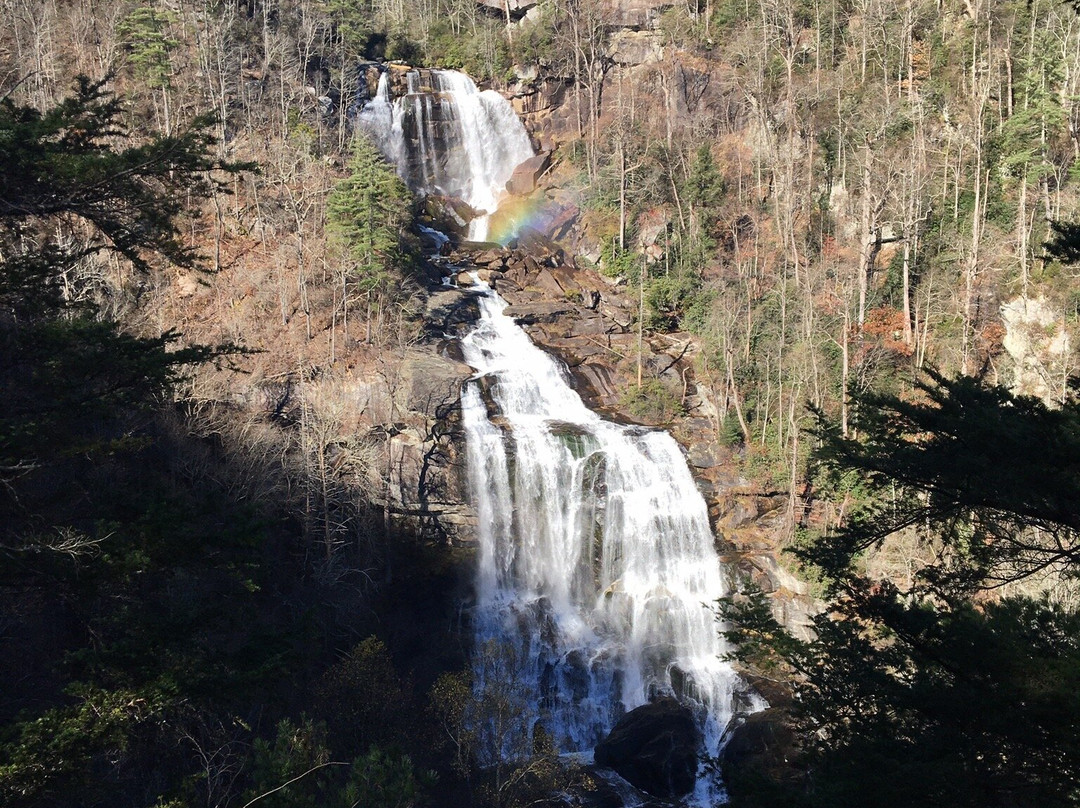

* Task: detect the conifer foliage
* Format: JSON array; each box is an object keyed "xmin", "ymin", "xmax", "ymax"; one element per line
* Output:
[
  {"xmin": 0, "ymin": 75, "xmax": 246, "ymax": 313},
  {"xmin": 720, "ymin": 374, "xmax": 1080, "ymax": 807},
  {"xmin": 327, "ymin": 133, "xmax": 412, "ymax": 292}
]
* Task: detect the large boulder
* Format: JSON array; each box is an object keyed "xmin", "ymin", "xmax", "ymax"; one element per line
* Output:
[
  {"xmin": 720, "ymin": 707, "xmax": 805, "ymax": 800},
  {"xmin": 594, "ymin": 697, "xmax": 701, "ymax": 798},
  {"xmin": 424, "ymin": 195, "xmax": 482, "ymax": 237},
  {"xmin": 503, "ymin": 300, "xmax": 577, "ymax": 324},
  {"xmin": 505, "ymin": 151, "xmax": 551, "ymax": 196}
]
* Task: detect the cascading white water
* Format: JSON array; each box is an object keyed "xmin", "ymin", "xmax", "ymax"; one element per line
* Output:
[
  {"xmin": 356, "ymin": 68, "xmax": 535, "ymax": 241},
  {"xmin": 355, "ymin": 72, "xmax": 405, "ymax": 170},
  {"xmin": 461, "ymin": 281, "xmax": 755, "ymax": 799}
]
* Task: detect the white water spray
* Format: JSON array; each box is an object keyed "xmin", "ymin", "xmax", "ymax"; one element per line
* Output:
[
  {"xmin": 460, "ymin": 281, "xmax": 755, "ymax": 799},
  {"xmin": 356, "ymin": 68, "xmax": 534, "ymax": 240}
]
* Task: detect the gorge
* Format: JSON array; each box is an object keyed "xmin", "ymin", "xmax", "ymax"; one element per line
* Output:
[{"xmin": 6, "ymin": 2, "xmax": 1079, "ymax": 806}]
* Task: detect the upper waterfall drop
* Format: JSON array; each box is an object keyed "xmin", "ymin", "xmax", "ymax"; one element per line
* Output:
[
  {"xmin": 460, "ymin": 279, "xmax": 760, "ymax": 801},
  {"xmin": 355, "ymin": 67, "xmax": 535, "ymax": 241}
]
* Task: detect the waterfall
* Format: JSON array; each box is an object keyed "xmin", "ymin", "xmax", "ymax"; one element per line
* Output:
[
  {"xmin": 356, "ymin": 68, "xmax": 535, "ymax": 241},
  {"xmin": 460, "ymin": 281, "xmax": 755, "ymax": 799}
]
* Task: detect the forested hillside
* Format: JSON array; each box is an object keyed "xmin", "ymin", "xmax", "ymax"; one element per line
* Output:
[{"xmin": 2, "ymin": 0, "xmax": 1079, "ymax": 806}]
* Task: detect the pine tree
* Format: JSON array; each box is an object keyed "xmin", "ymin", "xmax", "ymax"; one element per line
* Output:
[
  {"xmin": 116, "ymin": 6, "xmax": 179, "ymax": 90},
  {"xmin": 0, "ymin": 75, "xmax": 247, "ymax": 530},
  {"xmin": 327, "ymin": 134, "xmax": 411, "ymax": 292},
  {"xmin": 0, "ymin": 75, "xmax": 249, "ymax": 315}
]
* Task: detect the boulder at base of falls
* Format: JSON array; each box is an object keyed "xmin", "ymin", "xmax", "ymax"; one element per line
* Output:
[
  {"xmin": 593, "ymin": 697, "xmax": 701, "ymax": 798},
  {"xmin": 506, "ymin": 151, "xmax": 551, "ymax": 196},
  {"xmin": 424, "ymin": 195, "xmax": 482, "ymax": 237},
  {"xmin": 719, "ymin": 707, "xmax": 804, "ymax": 799}
]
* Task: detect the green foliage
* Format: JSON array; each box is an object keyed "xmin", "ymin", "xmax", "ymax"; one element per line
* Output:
[
  {"xmin": 322, "ymin": 0, "xmax": 379, "ymax": 58},
  {"xmin": 0, "ymin": 685, "xmax": 171, "ymax": 804},
  {"xmin": 720, "ymin": 372, "xmax": 1080, "ymax": 807},
  {"xmin": 722, "ymin": 584, "xmax": 1080, "ymax": 808},
  {"xmin": 315, "ymin": 637, "xmax": 412, "ymax": 754},
  {"xmin": 117, "ymin": 6, "xmax": 180, "ymax": 89},
  {"xmin": 645, "ymin": 270, "xmax": 708, "ymax": 331},
  {"xmin": 343, "ymin": 746, "xmax": 434, "ymax": 808},
  {"xmin": 0, "ymin": 78, "xmax": 275, "ymax": 808},
  {"xmin": 510, "ymin": 8, "xmax": 556, "ymax": 66},
  {"xmin": 327, "ymin": 134, "xmax": 411, "ymax": 290},
  {"xmin": 429, "ymin": 670, "xmax": 475, "ymax": 776},
  {"xmin": 425, "ymin": 18, "xmax": 512, "ymax": 82},
  {"xmin": 0, "ymin": 319, "xmax": 215, "ymax": 473},
  {"xmin": 710, "ymin": 0, "xmax": 757, "ymax": 30},
  {"xmin": 247, "ymin": 721, "xmax": 435, "ymax": 808},
  {"xmin": 598, "ymin": 240, "xmax": 642, "ymax": 280},
  {"xmin": 619, "ymin": 378, "xmax": 686, "ymax": 423},
  {"xmin": 686, "ymin": 144, "xmax": 725, "ymax": 212},
  {"xmin": 0, "ymin": 75, "xmax": 250, "ymax": 297},
  {"xmin": 1045, "ymin": 220, "xmax": 1080, "ymax": 264},
  {"xmin": 808, "ymin": 371, "xmax": 1080, "ymax": 592},
  {"xmin": 996, "ymin": 29, "xmax": 1067, "ymax": 183},
  {"xmin": 246, "ymin": 718, "xmax": 334, "ymax": 808}
]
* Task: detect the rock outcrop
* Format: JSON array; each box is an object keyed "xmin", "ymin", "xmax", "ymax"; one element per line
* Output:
[
  {"xmin": 720, "ymin": 705, "xmax": 803, "ymax": 795},
  {"xmin": 1000, "ymin": 295, "xmax": 1071, "ymax": 403},
  {"xmin": 594, "ymin": 697, "xmax": 701, "ymax": 798},
  {"xmin": 478, "ymin": 0, "xmax": 537, "ymax": 18}
]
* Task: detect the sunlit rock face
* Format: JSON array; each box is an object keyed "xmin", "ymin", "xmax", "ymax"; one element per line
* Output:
[{"xmin": 1001, "ymin": 295, "xmax": 1071, "ymax": 403}]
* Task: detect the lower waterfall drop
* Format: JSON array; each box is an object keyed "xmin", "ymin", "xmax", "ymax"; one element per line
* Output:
[{"xmin": 460, "ymin": 280, "xmax": 757, "ymax": 800}]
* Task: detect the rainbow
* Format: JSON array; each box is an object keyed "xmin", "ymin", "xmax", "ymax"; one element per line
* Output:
[{"xmin": 479, "ymin": 192, "xmax": 559, "ymax": 245}]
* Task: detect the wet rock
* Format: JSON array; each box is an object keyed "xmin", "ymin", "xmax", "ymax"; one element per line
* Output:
[
  {"xmin": 569, "ymin": 366, "xmax": 624, "ymax": 414},
  {"xmin": 594, "ymin": 697, "xmax": 701, "ymax": 798},
  {"xmin": 687, "ymin": 443, "xmax": 719, "ymax": 469},
  {"xmin": 456, "ymin": 268, "xmax": 501, "ymax": 286},
  {"xmin": 385, "ymin": 63, "xmax": 414, "ymax": 96},
  {"xmin": 717, "ymin": 496, "xmax": 760, "ymax": 532},
  {"xmin": 425, "ymin": 195, "xmax": 481, "ymax": 236},
  {"xmin": 417, "ymin": 226, "xmax": 451, "ymax": 254},
  {"xmin": 503, "ymin": 301, "xmax": 577, "ymax": 324},
  {"xmin": 423, "ymin": 289, "xmax": 482, "ymax": 335}
]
